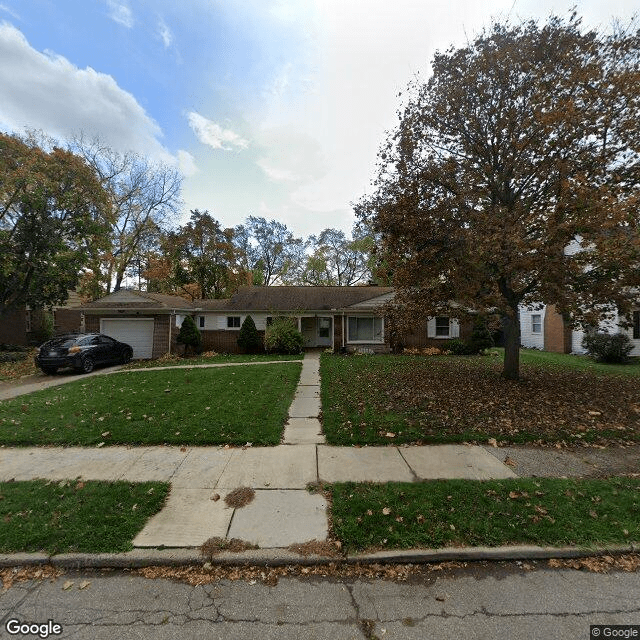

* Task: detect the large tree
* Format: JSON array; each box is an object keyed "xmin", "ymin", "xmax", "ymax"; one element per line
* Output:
[
  {"xmin": 158, "ymin": 209, "xmax": 238, "ymax": 300},
  {"xmin": 70, "ymin": 136, "xmax": 182, "ymax": 295},
  {"xmin": 357, "ymin": 13, "xmax": 640, "ymax": 379},
  {"xmin": 235, "ymin": 216, "xmax": 305, "ymax": 286},
  {"xmin": 0, "ymin": 133, "xmax": 111, "ymax": 313},
  {"xmin": 301, "ymin": 227, "xmax": 373, "ymax": 286}
]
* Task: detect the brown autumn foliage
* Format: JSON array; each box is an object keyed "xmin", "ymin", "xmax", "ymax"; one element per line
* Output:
[
  {"xmin": 356, "ymin": 13, "xmax": 640, "ymax": 380},
  {"xmin": 327, "ymin": 356, "xmax": 640, "ymax": 446}
]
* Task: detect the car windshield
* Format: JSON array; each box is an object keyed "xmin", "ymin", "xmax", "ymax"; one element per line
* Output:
[{"xmin": 43, "ymin": 336, "xmax": 82, "ymax": 349}]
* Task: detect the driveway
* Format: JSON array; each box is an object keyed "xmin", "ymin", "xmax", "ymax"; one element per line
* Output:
[{"xmin": 0, "ymin": 365, "xmax": 124, "ymax": 401}]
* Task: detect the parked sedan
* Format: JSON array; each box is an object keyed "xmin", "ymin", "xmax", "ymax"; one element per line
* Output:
[{"xmin": 35, "ymin": 333, "xmax": 133, "ymax": 375}]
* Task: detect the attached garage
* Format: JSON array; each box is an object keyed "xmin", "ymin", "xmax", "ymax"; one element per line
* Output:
[{"xmin": 100, "ymin": 318, "xmax": 154, "ymax": 359}]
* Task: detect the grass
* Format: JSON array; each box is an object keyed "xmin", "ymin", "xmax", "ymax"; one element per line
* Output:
[
  {"xmin": 124, "ymin": 352, "xmax": 303, "ymax": 369},
  {"xmin": 0, "ymin": 363, "xmax": 301, "ymax": 446},
  {"xmin": 0, "ymin": 480, "xmax": 169, "ymax": 553},
  {"xmin": 320, "ymin": 353, "xmax": 640, "ymax": 446},
  {"xmin": 329, "ymin": 477, "xmax": 640, "ymax": 552},
  {"xmin": 500, "ymin": 348, "xmax": 640, "ymax": 377}
]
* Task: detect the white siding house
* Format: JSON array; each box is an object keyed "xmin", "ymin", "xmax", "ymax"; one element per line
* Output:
[{"xmin": 519, "ymin": 306, "xmax": 545, "ymax": 350}]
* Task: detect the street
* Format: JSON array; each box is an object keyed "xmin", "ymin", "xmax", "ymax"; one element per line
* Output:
[{"xmin": 1, "ymin": 561, "xmax": 638, "ymax": 639}]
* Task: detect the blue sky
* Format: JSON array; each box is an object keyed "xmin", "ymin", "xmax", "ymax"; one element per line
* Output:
[{"xmin": 0, "ymin": 0, "xmax": 637, "ymax": 237}]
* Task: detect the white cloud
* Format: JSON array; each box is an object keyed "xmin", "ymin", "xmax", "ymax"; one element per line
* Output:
[
  {"xmin": 158, "ymin": 18, "xmax": 172, "ymax": 48},
  {"xmin": 0, "ymin": 4, "xmax": 19, "ymax": 20},
  {"xmin": 106, "ymin": 0, "xmax": 133, "ymax": 28},
  {"xmin": 188, "ymin": 111, "xmax": 249, "ymax": 151},
  {"xmin": 0, "ymin": 23, "xmax": 172, "ymax": 161},
  {"xmin": 177, "ymin": 150, "xmax": 198, "ymax": 176}
]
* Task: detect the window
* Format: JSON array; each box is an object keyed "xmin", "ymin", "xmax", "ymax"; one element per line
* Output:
[
  {"xmin": 633, "ymin": 311, "xmax": 640, "ymax": 340},
  {"xmin": 348, "ymin": 316, "xmax": 383, "ymax": 343},
  {"xmin": 199, "ymin": 316, "xmax": 205, "ymax": 329},
  {"xmin": 266, "ymin": 316, "xmax": 273, "ymax": 326},
  {"xmin": 25, "ymin": 310, "xmax": 32, "ymax": 333},
  {"xmin": 435, "ymin": 317, "xmax": 450, "ymax": 337},
  {"xmin": 227, "ymin": 316, "xmax": 241, "ymax": 329},
  {"xmin": 531, "ymin": 314, "xmax": 542, "ymax": 334}
]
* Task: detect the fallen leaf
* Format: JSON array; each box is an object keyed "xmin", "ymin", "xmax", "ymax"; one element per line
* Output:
[
  {"xmin": 385, "ymin": 432, "xmax": 396, "ymax": 438},
  {"xmin": 488, "ymin": 438, "xmax": 498, "ymax": 448},
  {"xmin": 78, "ymin": 580, "xmax": 91, "ymax": 590},
  {"xmin": 210, "ymin": 493, "xmax": 220, "ymax": 502},
  {"xmin": 382, "ymin": 507, "xmax": 392, "ymax": 515},
  {"xmin": 504, "ymin": 456, "xmax": 517, "ymax": 467},
  {"xmin": 62, "ymin": 581, "xmax": 74, "ymax": 591}
]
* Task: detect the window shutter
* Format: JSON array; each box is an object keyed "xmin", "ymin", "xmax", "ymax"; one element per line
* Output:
[
  {"xmin": 450, "ymin": 319, "xmax": 460, "ymax": 338},
  {"xmin": 427, "ymin": 317, "xmax": 436, "ymax": 338}
]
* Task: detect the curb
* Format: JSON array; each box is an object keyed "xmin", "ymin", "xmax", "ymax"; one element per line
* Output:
[{"xmin": 0, "ymin": 544, "xmax": 637, "ymax": 570}]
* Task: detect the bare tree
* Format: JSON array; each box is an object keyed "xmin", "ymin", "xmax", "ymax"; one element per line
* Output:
[{"xmin": 71, "ymin": 136, "xmax": 182, "ymax": 294}]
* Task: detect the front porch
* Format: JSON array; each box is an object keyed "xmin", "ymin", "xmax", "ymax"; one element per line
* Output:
[{"xmin": 299, "ymin": 316, "xmax": 333, "ymax": 349}]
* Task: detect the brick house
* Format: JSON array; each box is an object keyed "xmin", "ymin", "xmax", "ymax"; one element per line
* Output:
[{"xmin": 80, "ymin": 286, "xmax": 472, "ymax": 358}]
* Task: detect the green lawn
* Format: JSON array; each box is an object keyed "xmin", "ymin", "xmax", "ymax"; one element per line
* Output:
[
  {"xmin": 124, "ymin": 353, "xmax": 303, "ymax": 369},
  {"xmin": 0, "ymin": 364, "xmax": 301, "ymax": 446},
  {"xmin": 500, "ymin": 348, "xmax": 640, "ymax": 377},
  {"xmin": 330, "ymin": 477, "xmax": 640, "ymax": 552},
  {"xmin": 321, "ymin": 353, "xmax": 640, "ymax": 446},
  {"xmin": 0, "ymin": 480, "xmax": 169, "ymax": 553}
]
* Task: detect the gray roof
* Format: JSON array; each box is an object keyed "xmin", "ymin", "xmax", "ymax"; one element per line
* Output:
[
  {"xmin": 193, "ymin": 286, "xmax": 394, "ymax": 312},
  {"xmin": 83, "ymin": 286, "xmax": 395, "ymax": 313},
  {"xmin": 81, "ymin": 289, "xmax": 193, "ymax": 311}
]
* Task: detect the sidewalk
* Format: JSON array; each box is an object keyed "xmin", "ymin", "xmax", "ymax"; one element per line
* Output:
[{"xmin": 0, "ymin": 351, "xmax": 635, "ymax": 558}]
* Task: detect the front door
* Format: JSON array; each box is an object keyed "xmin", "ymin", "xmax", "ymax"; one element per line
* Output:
[
  {"xmin": 317, "ymin": 317, "xmax": 332, "ymax": 347},
  {"xmin": 301, "ymin": 317, "xmax": 316, "ymax": 347}
]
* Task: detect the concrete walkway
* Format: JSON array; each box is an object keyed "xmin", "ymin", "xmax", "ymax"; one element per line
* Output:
[{"xmin": 0, "ymin": 351, "xmax": 518, "ymax": 550}]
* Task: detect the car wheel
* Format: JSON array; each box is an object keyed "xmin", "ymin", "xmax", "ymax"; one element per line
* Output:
[
  {"xmin": 81, "ymin": 356, "xmax": 95, "ymax": 374},
  {"xmin": 121, "ymin": 348, "xmax": 133, "ymax": 364},
  {"xmin": 40, "ymin": 366, "xmax": 57, "ymax": 375}
]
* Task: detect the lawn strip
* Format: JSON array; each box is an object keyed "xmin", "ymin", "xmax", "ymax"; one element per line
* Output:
[
  {"xmin": 503, "ymin": 348, "xmax": 640, "ymax": 377},
  {"xmin": 320, "ymin": 354, "xmax": 640, "ymax": 446},
  {"xmin": 0, "ymin": 480, "xmax": 169, "ymax": 554},
  {"xmin": 124, "ymin": 353, "xmax": 303, "ymax": 369},
  {"xmin": 0, "ymin": 363, "xmax": 301, "ymax": 446},
  {"xmin": 330, "ymin": 477, "xmax": 640, "ymax": 552}
]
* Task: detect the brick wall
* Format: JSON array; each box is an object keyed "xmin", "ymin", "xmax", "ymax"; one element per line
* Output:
[
  {"xmin": 544, "ymin": 304, "xmax": 572, "ymax": 353},
  {"xmin": 53, "ymin": 309, "xmax": 82, "ymax": 334},
  {"xmin": 0, "ymin": 308, "xmax": 27, "ymax": 345},
  {"xmin": 200, "ymin": 329, "xmax": 266, "ymax": 354}
]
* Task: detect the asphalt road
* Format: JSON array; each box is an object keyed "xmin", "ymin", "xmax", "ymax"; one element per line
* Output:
[{"xmin": 1, "ymin": 563, "xmax": 638, "ymax": 639}]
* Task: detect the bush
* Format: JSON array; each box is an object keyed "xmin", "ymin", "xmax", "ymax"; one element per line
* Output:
[
  {"xmin": 447, "ymin": 338, "xmax": 474, "ymax": 355},
  {"xmin": 582, "ymin": 332, "xmax": 633, "ymax": 364},
  {"xmin": 468, "ymin": 317, "xmax": 494, "ymax": 354},
  {"xmin": 176, "ymin": 315, "xmax": 202, "ymax": 355},
  {"xmin": 264, "ymin": 317, "xmax": 304, "ymax": 354},
  {"xmin": 237, "ymin": 315, "xmax": 262, "ymax": 353}
]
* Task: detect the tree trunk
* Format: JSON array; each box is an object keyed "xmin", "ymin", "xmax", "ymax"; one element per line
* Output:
[{"xmin": 502, "ymin": 311, "xmax": 521, "ymax": 380}]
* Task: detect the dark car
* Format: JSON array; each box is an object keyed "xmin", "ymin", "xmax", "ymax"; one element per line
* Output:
[{"xmin": 35, "ymin": 333, "xmax": 133, "ymax": 375}]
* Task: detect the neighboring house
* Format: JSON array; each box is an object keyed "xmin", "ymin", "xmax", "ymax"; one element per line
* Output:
[
  {"xmin": 0, "ymin": 291, "xmax": 84, "ymax": 346},
  {"xmin": 518, "ymin": 238, "xmax": 640, "ymax": 356},
  {"xmin": 80, "ymin": 286, "xmax": 471, "ymax": 358},
  {"xmin": 519, "ymin": 303, "xmax": 640, "ymax": 356}
]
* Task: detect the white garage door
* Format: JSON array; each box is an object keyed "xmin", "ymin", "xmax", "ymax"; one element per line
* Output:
[{"xmin": 100, "ymin": 318, "xmax": 154, "ymax": 359}]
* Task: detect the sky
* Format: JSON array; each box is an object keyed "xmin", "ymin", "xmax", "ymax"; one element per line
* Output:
[{"xmin": 0, "ymin": 0, "xmax": 638, "ymax": 239}]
